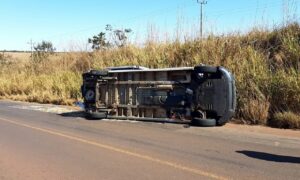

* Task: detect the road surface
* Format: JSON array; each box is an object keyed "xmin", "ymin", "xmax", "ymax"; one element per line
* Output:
[{"xmin": 0, "ymin": 100, "xmax": 299, "ymax": 180}]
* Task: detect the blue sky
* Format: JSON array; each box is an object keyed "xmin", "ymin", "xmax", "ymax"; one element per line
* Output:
[{"xmin": 0, "ymin": 0, "xmax": 299, "ymax": 51}]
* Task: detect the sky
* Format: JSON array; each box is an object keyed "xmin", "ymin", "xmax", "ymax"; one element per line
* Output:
[{"xmin": 0, "ymin": 0, "xmax": 299, "ymax": 51}]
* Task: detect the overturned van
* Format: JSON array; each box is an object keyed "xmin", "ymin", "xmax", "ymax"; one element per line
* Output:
[{"xmin": 81, "ymin": 65, "xmax": 236, "ymax": 126}]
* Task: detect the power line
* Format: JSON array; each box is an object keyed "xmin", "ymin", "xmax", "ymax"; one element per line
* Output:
[
  {"xmin": 208, "ymin": 1, "xmax": 283, "ymax": 17},
  {"xmin": 46, "ymin": 2, "xmax": 192, "ymax": 40},
  {"xmin": 35, "ymin": 0, "xmax": 295, "ymax": 49},
  {"xmin": 41, "ymin": 1, "xmax": 284, "ymax": 41}
]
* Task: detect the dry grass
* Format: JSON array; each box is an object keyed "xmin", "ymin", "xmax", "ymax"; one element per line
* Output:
[
  {"xmin": 0, "ymin": 22, "xmax": 300, "ymax": 128},
  {"xmin": 240, "ymin": 99, "xmax": 270, "ymax": 125},
  {"xmin": 6, "ymin": 52, "xmax": 31, "ymax": 61},
  {"xmin": 270, "ymin": 111, "xmax": 300, "ymax": 129}
]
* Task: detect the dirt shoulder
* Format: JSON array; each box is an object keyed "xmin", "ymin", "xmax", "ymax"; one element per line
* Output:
[{"xmin": 224, "ymin": 123, "xmax": 300, "ymax": 139}]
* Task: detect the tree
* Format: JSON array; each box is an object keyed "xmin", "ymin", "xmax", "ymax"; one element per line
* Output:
[
  {"xmin": 34, "ymin": 41, "xmax": 55, "ymax": 53},
  {"xmin": 88, "ymin": 32, "xmax": 109, "ymax": 50},
  {"xmin": 88, "ymin": 25, "xmax": 133, "ymax": 51},
  {"xmin": 106, "ymin": 24, "xmax": 132, "ymax": 47},
  {"xmin": 33, "ymin": 41, "xmax": 56, "ymax": 63},
  {"xmin": 112, "ymin": 28, "xmax": 132, "ymax": 47}
]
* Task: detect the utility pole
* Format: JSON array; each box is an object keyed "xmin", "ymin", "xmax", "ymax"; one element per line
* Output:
[
  {"xmin": 197, "ymin": 0, "xmax": 207, "ymax": 38},
  {"xmin": 27, "ymin": 39, "xmax": 34, "ymax": 61}
]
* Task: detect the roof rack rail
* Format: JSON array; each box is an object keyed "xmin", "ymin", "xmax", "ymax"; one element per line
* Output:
[{"xmin": 106, "ymin": 66, "xmax": 149, "ymax": 71}]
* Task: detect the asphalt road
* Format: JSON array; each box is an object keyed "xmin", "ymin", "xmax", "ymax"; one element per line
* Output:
[{"xmin": 0, "ymin": 100, "xmax": 299, "ymax": 180}]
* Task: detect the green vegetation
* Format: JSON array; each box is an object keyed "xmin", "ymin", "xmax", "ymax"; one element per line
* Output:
[
  {"xmin": 0, "ymin": 23, "xmax": 299, "ymax": 129},
  {"xmin": 88, "ymin": 24, "xmax": 133, "ymax": 50},
  {"xmin": 33, "ymin": 41, "xmax": 56, "ymax": 63}
]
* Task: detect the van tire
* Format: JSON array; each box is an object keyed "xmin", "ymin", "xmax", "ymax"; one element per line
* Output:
[
  {"xmin": 86, "ymin": 112, "xmax": 107, "ymax": 120},
  {"xmin": 191, "ymin": 118, "xmax": 217, "ymax": 127}
]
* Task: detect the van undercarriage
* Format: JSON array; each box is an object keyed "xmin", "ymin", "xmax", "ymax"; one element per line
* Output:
[{"xmin": 81, "ymin": 65, "xmax": 236, "ymax": 126}]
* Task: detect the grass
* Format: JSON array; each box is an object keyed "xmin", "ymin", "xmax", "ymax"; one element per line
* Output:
[
  {"xmin": 270, "ymin": 111, "xmax": 300, "ymax": 129},
  {"xmin": 0, "ymin": 22, "xmax": 300, "ymax": 129}
]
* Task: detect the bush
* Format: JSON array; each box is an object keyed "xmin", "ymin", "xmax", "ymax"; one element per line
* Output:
[
  {"xmin": 269, "ymin": 112, "xmax": 300, "ymax": 129},
  {"xmin": 240, "ymin": 99, "xmax": 270, "ymax": 125}
]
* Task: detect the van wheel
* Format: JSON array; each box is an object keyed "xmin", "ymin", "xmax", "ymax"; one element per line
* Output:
[
  {"xmin": 86, "ymin": 112, "xmax": 107, "ymax": 120},
  {"xmin": 191, "ymin": 118, "xmax": 216, "ymax": 127},
  {"xmin": 194, "ymin": 66, "xmax": 217, "ymax": 73}
]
